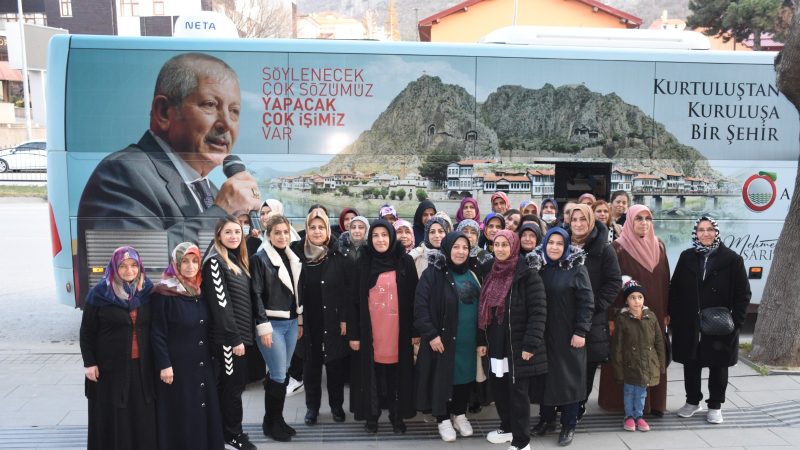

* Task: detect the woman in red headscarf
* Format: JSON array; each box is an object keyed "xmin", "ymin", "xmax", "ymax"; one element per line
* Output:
[{"xmin": 598, "ymin": 205, "xmax": 671, "ymax": 416}]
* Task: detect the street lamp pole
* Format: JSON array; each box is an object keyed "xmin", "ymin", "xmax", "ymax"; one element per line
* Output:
[{"xmin": 16, "ymin": 0, "xmax": 32, "ymax": 140}]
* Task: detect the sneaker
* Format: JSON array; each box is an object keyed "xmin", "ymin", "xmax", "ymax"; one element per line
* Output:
[
  {"xmin": 438, "ymin": 419, "xmax": 457, "ymax": 442},
  {"xmin": 635, "ymin": 417, "xmax": 650, "ymax": 432},
  {"xmin": 286, "ymin": 377, "xmax": 304, "ymax": 397},
  {"xmin": 486, "ymin": 429, "xmax": 513, "ymax": 444},
  {"xmin": 623, "ymin": 417, "xmax": 635, "ymax": 431},
  {"xmin": 225, "ymin": 432, "xmax": 257, "ymax": 450},
  {"xmin": 507, "ymin": 444, "xmax": 531, "ymax": 450},
  {"xmin": 707, "ymin": 408, "xmax": 723, "ymax": 424},
  {"xmin": 676, "ymin": 402, "xmax": 703, "ymax": 418},
  {"xmin": 452, "ymin": 414, "xmax": 473, "ymax": 437}
]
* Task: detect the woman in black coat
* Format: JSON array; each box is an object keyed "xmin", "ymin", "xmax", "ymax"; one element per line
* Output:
[
  {"xmin": 533, "ymin": 227, "xmax": 594, "ymax": 447},
  {"xmin": 669, "ymin": 216, "xmax": 751, "ymax": 424},
  {"xmin": 415, "ymin": 232, "xmax": 485, "ymax": 441},
  {"xmin": 297, "ymin": 209, "xmax": 351, "ymax": 425},
  {"xmin": 568, "ymin": 205, "xmax": 622, "ymax": 419},
  {"xmin": 151, "ymin": 243, "xmax": 224, "ymax": 450},
  {"xmin": 480, "ymin": 230, "xmax": 547, "ymax": 450},
  {"xmin": 413, "ymin": 199, "xmax": 437, "ymax": 245},
  {"xmin": 348, "ymin": 219, "xmax": 419, "ymax": 434},
  {"xmin": 79, "ymin": 246, "xmax": 156, "ymax": 450}
]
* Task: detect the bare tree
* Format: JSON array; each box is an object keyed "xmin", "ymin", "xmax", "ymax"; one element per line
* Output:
[
  {"xmin": 750, "ymin": 10, "xmax": 800, "ymax": 366},
  {"xmin": 213, "ymin": 0, "xmax": 292, "ymax": 38}
]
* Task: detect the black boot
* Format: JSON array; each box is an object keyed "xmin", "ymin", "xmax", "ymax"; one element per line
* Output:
[
  {"xmin": 279, "ymin": 379, "xmax": 297, "ymax": 435},
  {"xmin": 531, "ymin": 419, "xmax": 557, "ymax": 436},
  {"xmin": 261, "ymin": 381, "xmax": 270, "ymax": 437},
  {"xmin": 558, "ymin": 426, "xmax": 575, "ymax": 446},
  {"xmin": 266, "ymin": 379, "xmax": 292, "ymax": 442}
]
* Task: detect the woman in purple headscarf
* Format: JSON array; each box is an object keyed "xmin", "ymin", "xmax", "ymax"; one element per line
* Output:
[{"xmin": 80, "ymin": 246, "xmax": 157, "ymax": 450}]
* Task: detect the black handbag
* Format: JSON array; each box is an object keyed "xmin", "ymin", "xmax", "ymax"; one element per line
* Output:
[{"xmin": 699, "ymin": 307, "xmax": 734, "ymax": 336}]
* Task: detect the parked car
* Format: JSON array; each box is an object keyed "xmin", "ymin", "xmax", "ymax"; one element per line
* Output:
[{"xmin": 0, "ymin": 140, "xmax": 47, "ymax": 172}]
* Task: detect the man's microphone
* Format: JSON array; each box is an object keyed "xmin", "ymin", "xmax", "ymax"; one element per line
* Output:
[{"xmin": 223, "ymin": 155, "xmax": 262, "ymax": 231}]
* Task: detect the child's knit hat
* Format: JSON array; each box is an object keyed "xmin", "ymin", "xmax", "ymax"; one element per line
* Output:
[{"xmin": 622, "ymin": 275, "xmax": 646, "ymax": 299}]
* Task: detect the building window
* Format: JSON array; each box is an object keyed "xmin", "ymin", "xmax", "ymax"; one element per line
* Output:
[
  {"xmin": 427, "ymin": 124, "xmax": 435, "ymax": 136},
  {"xmin": 120, "ymin": 0, "xmax": 139, "ymax": 16},
  {"xmin": 60, "ymin": 0, "xmax": 72, "ymax": 17},
  {"xmin": 153, "ymin": 0, "xmax": 164, "ymax": 15},
  {"xmin": 1, "ymin": 12, "xmax": 47, "ymax": 24}
]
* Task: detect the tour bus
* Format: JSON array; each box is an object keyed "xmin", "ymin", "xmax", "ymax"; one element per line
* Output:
[{"xmin": 47, "ymin": 28, "xmax": 797, "ymax": 309}]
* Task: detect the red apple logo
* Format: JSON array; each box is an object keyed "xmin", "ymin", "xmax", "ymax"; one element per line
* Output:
[{"xmin": 742, "ymin": 171, "xmax": 777, "ymax": 212}]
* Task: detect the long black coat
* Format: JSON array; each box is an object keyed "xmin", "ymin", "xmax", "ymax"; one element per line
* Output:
[
  {"xmin": 668, "ymin": 244, "xmax": 751, "ymax": 367},
  {"xmin": 413, "ymin": 253, "xmax": 486, "ymax": 416},
  {"xmin": 348, "ymin": 245, "xmax": 419, "ymax": 420},
  {"xmin": 538, "ymin": 249, "xmax": 595, "ymax": 406},
  {"xmin": 574, "ymin": 222, "xmax": 622, "ymax": 363},
  {"xmin": 484, "ymin": 256, "xmax": 549, "ymax": 379},
  {"xmin": 298, "ymin": 247, "xmax": 351, "ymax": 362},
  {"xmin": 150, "ymin": 292, "xmax": 223, "ymax": 450}
]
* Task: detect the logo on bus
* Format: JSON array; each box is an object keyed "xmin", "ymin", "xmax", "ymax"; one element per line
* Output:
[{"xmin": 742, "ymin": 171, "xmax": 777, "ymax": 212}]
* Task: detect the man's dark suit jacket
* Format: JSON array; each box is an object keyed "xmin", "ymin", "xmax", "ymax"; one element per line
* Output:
[{"xmin": 77, "ymin": 132, "xmax": 227, "ymax": 305}]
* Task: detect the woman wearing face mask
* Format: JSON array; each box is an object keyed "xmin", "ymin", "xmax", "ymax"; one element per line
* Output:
[
  {"xmin": 151, "ymin": 243, "xmax": 223, "ymax": 450},
  {"xmin": 456, "ymin": 197, "xmax": 481, "ymax": 228},
  {"xmin": 540, "ymin": 198, "xmax": 559, "ymax": 228},
  {"xmin": 237, "ymin": 212, "xmax": 262, "ymax": 257},
  {"xmin": 479, "ymin": 212, "xmax": 506, "ymax": 253},
  {"xmin": 413, "ymin": 200, "xmax": 437, "ymax": 245},
  {"xmin": 480, "ymin": 230, "xmax": 547, "ymax": 450},
  {"xmin": 531, "ymin": 228, "xmax": 594, "ymax": 447},
  {"xmin": 669, "ymin": 217, "xmax": 751, "ymax": 425},
  {"xmin": 349, "ymin": 220, "xmax": 419, "ymax": 434},
  {"xmin": 409, "ymin": 216, "xmax": 450, "ymax": 278},
  {"xmin": 598, "ymin": 205, "xmax": 670, "ymax": 416},
  {"xmin": 204, "ymin": 216, "xmax": 270, "ymax": 449},
  {"xmin": 518, "ymin": 222, "xmax": 543, "ymax": 256},
  {"xmin": 503, "ymin": 209, "xmax": 522, "ymax": 233},
  {"xmin": 80, "ymin": 246, "xmax": 156, "ymax": 450},
  {"xmin": 296, "ymin": 209, "xmax": 351, "ymax": 426},
  {"xmin": 393, "ymin": 219, "xmax": 416, "ymax": 253},
  {"xmin": 592, "ymin": 200, "xmax": 621, "ymax": 242},
  {"xmin": 568, "ymin": 205, "xmax": 622, "ymax": 421},
  {"xmin": 415, "ymin": 231, "xmax": 486, "ymax": 442},
  {"xmin": 250, "ymin": 215, "xmax": 303, "ymax": 442},
  {"xmin": 456, "ymin": 219, "xmax": 494, "ymax": 281},
  {"xmin": 338, "ymin": 216, "xmax": 370, "ymax": 264}
]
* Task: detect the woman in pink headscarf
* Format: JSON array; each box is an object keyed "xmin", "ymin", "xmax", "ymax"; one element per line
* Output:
[{"xmin": 598, "ymin": 205, "xmax": 671, "ymax": 416}]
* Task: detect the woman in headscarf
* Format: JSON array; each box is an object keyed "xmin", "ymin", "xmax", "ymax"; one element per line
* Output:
[
  {"xmin": 519, "ymin": 200, "xmax": 538, "ymax": 217},
  {"xmin": 80, "ymin": 246, "xmax": 156, "ymax": 450},
  {"xmin": 337, "ymin": 207, "xmax": 359, "ymax": 237},
  {"xmin": 414, "ymin": 231, "xmax": 485, "ymax": 442},
  {"xmin": 669, "ymin": 217, "xmax": 751, "ymax": 425},
  {"xmin": 348, "ymin": 220, "xmax": 419, "ymax": 434},
  {"xmin": 592, "ymin": 200, "xmax": 621, "ymax": 242},
  {"xmin": 578, "ymin": 193, "xmax": 596, "ymax": 205},
  {"xmin": 250, "ymin": 214, "xmax": 303, "ymax": 442},
  {"xmin": 598, "ymin": 205, "xmax": 671, "ymax": 416},
  {"xmin": 479, "ymin": 212, "xmax": 505, "ymax": 253},
  {"xmin": 456, "ymin": 219, "xmax": 494, "ymax": 281},
  {"xmin": 151, "ymin": 243, "xmax": 224, "ymax": 450},
  {"xmin": 296, "ymin": 209, "xmax": 351, "ymax": 426},
  {"xmin": 480, "ymin": 230, "xmax": 547, "ymax": 450},
  {"xmin": 408, "ymin": 216, "xmax": 449, "ymax": 278},
  {"xmin": 338, "ymin": 215, "xmax": 370, "ymax": 265},
  {"xmin": 491, "ymin": 191, "xmax": 510, "ymax": 214},
  {"xmin": 503, "ymin": 209, "xmax": 522, "ymax": 232},
  {"xmin": 393, "ymin": 219, "xmax": 415, "ymax": 253},
  {"xmin": 518, "ymin": 222, "xmax": 543, "ymax": 256},
  {"xmin": 378, "ymin": 204, "xmax": 399, "ymax": 224},
  {"xmin": 456, "ymin": 197, "xmax": 481, "ymax": 227},
  {"xmin": 540, "ymin": 198, "xmax": 559, "ymax": 228},
  {"xmin": 204, "ymin": 216, "xmax": 270, "ymax": 448},
  {"xmin": 413, "ymin": 200, "xmax": 437, "ymax": 245},
  {"xmin": 434, "ymin": 210, "xmax": 454, "ymax": 232},
  {"xmin": 261, "ymin": 199, "xmax": 302, "ymax": 242},
  {"xmin": 531, "ymin": 228, "xmax": 594, "ymax": 447},
  {"xmin": 568, "ymin": 205, "xmax": 622, "ymax": 421}
]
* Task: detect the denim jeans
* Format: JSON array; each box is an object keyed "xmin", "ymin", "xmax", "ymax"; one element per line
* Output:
[
  {"xmin": 624, "ymin": 384, "xmax": 648, "ymax": 419},
  {"xmin": 256, "ymin": 318, "xmax": 298, "ymax": 383}
]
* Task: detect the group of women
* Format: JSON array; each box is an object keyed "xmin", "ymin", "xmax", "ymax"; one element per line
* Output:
[{"xmin": 80, "ymin": 191, "xmax": 751, "ymax": 450}]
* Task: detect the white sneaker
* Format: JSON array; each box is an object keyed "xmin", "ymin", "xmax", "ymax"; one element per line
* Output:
[
  {"xmin": 438, "ymin": 419, "xmax": 457, "ymax": 442},
  {"xmin": 286, "ymin": 377, "xmax": 304, "ymax": 397},
  {"xmin": 507, "ymin": 445, "xmax": 530, "ymax": 450},
  {"xmin": 676, "ymin": 402, "xmax": 703, "ymax": 418},
  {"xmin": 452, "ymin": 414, "xmax": 473, "ymax": 437},
  {"xmin": 706, "ymin": 408, "xmax": 723, "ymax": 424},
  {"xmin": 486, "ymin": 429, "xmax": 513, "ymax": 444}
]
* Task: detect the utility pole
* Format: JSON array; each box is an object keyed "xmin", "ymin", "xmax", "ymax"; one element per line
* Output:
[{"xmin": 17, "ymin": 0, "xmax": 32, "ymax": 140}]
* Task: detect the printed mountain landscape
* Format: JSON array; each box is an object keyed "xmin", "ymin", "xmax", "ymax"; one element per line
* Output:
[{"xmin": 323, "ymin": 75, "xmax": 714, "ymax": 177}]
